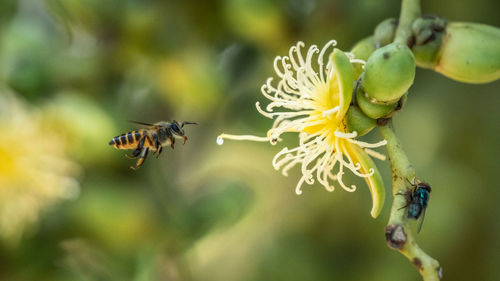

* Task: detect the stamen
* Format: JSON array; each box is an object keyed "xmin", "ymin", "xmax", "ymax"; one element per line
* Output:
[
  {"xmin": 337, "ymin": 152, "xmax": 374, "ymax": 178},
  {"xmin": 273, "ymin": 56, "xmax": 285, "ymax": 78},
  {"xmin": 318, "ymin": 40, "xmax": 337, "ymax": 66},
  {"xmin": 216, "ymin": 134, "xmax": 269, "ymax": 145},
  {"xmin": 335, "ymin": 156, "xmax": 357, "ymax": 192},
  {"xmin": 350, "ymin": 58, "xmax": 366, "ymax": 66},
  {"xmin": 345, "ymin": 52, "xmax": 366, "ymax": 66},
  {"xmin": 345, "ymin": 138, "xmax": 387, "ymax": 148},
  {"xmin": 289, "ymin": 41, "xmax": 306, "ymax": 71},
  {"xmin": 295, "ymin": 175, "xmax": 307, "ymax": 195},
  {"xmin": 364, "ymin": 148, "xmax": 387, "ymax": 161},
  {"xmin": 334, "ymin": 130, "xmax": 358, "ymax": 139},
  {"xmin": 316, "ymin": 152, "xmax": 333, "ymax": 191},
  {"xmin": 219, "ymin": 41, "xmax": 385, "ymax": 198},
  {"xmin": 322, "ymin": 106, "xmax": 340, "ymax": 117},
  {"xmin": 281, "ymin": 158, "xmax": 301, "ymax": 176},
  {"xmin": 255, "ymin": 102, "xmax": 274, "ymax": 119},
  {"xmin": 318, "ymin": 40, "xmax": 337, "ymax": 82},
  {"xmin": 281, "ymin": 57, "xmax": 293, "ymax": 77}
]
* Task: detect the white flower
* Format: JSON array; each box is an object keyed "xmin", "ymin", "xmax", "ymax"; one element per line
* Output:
[
  {"xmin": 0, "ymin": 92, "xmax": 79, "ymax": 243},
  {"xmin": 218, "ymin": 41, "xmax": 387, "ymax": 217}
]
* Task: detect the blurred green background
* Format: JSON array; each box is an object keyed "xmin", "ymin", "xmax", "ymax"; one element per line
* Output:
[{"xmin": 0, "ymin": 0, "xmax": 498, "ymax": 280}]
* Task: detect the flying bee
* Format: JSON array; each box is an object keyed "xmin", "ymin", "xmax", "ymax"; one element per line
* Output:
[
  {"xmin": 397, "ymin": 178, "xmax": 432, "ymax": 233},
  {"xmin": 109, "ymin": 120, "xmax": 197, "ymax": 169}
]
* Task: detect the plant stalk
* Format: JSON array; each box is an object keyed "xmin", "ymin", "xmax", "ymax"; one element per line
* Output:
[
  {"xmin": 394, "ymin": 0, "xmax": 421, "ymax": 45},
  {"xmin": 378, "ymin": 119, "xmax": 442, "ymax": 281}
]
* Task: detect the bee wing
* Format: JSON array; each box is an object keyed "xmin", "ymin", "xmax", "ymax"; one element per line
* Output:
[
  {"xmin": 129, "ymin": 120, "xmax": 154, "ymax": 126},
  {"xmin": 416, "ymin": 207, "xmax": 427, "ymax": 233}
]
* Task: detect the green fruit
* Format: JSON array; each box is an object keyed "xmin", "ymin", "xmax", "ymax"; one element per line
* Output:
[
  {"xmin": 362, "ymin": 43, "xmax": 416, "ymax": 103},
  {"xmin": 411, "ymin": 16, "xmax": 447, "ymax": 68},
  {"xmin": 351, "ymin": 36, "xmax": 376, "ymax": 60},
  {"xmin": 350, "ymin": 36, "xmax": 376, "ymax": 79},
  {"xmin": 374, "ymin": 18, "xmax": 398, "ymax": 48},
  {"xmin": 382, "ymin": 93, "xmax": 407, "ymax": 119},
  {"xmin": 344, "ymin": 105, "xmax": 376, "ymax": 136},
  {"xmin": 436, "ymin": 22, "xmax": 500, "ymax": 83},
  {"xmin": 355, "ymin": 84, "xmax": 399, "ymax": 119}
]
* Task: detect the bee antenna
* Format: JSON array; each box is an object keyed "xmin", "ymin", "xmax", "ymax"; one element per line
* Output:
[
  {"xmin": 181, "ymin": 121, "xmax": 198, "ymax": 128},
  {"xmin": 129, "ymin": 120, "xmax": 154, "ymax": 126}
]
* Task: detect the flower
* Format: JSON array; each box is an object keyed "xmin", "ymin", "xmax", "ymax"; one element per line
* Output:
[
  {"xmin": 217, "ymin": 41, "xmax": 387, "ymax": 218},
  {"xmin": 0, "ymin": 92, "xmax": 80, "ymax": 243}
]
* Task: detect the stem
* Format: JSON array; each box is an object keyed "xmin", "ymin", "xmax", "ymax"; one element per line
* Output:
[
  {"xmin": 378, "ymin": 119, "xmax": 442, "ymax": 281},
  {"xmin": 394, "ymin": 0, "xmax": 421, "ymax": 45}
]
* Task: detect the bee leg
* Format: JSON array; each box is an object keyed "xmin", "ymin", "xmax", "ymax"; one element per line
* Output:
[
  {"xmin": 126, "ymin": 135, "xmax": 146, "ymax": 159},
  {"xmin": 155, "ymin": 146, "xmax": 163, "ymax": 158},
  {"xmin": 152, "ymin": 133, "xmax": 160, "ymax": 150},
  {"xmin": 155, "ymin": 139, "xmax": 161, "ymax": 150},
  {"xmin": 130, "ymin": 147, "xmax": 149, "ymax": 170},
  {"xmin": 126, "ymin": 148, "xmax": 142, "ymax": 159},
  {"xmin": 152, "ymin": 138, "xmax": 161, "ymax": 157},
  {"xmin": 183, "ymin": 135, "xmax": 188, "ymax": 145},
  {"xmin": 170, "ymin": 137, "xmax": 175, "ymax": 149}
]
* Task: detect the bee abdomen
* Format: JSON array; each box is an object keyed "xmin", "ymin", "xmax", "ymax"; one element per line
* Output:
[{"xmin": 109, "ymin": 131, "xmax": 144, "ymax": 149}]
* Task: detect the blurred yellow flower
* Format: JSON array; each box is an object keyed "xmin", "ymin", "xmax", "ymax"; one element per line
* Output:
[
  {"xmin": 0, "ymin": 92, "xmax": 79, "ymax": 243},
  {"xmin": 218, "ymin": 41, "xmax": 387, "ymax": 217}
]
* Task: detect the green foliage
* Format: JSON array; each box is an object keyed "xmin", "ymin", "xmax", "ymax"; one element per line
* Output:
[{"xmin": 0, "ymin": 1, "xmax": 498, "ymax": 281}]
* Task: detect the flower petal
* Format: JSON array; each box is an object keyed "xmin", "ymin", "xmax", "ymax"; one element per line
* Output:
[
  {"xmin": 347, "ymin": 143, "xmax": 386, "ymax": 218},
  {"xmin": 329, "ymin": 49, "xmax": 354, "ymax": 120}
]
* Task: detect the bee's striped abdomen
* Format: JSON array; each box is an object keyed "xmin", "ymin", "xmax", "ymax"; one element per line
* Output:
[{"xmin": 109, "ymin": 130, "xmax": 146, "ymax": 149}]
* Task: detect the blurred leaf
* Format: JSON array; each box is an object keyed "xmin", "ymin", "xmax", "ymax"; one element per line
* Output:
[
  {"xmin": 41, "ymin": 92, "xmax": 116, "ymax": 165},
  {"xmin": 183, "ymin": 181, "xmax": 253, "ymax": 242},
  {"xmin": 60, "ymin": 238, "xmax": 125, "ymax": 281},
  {"xmin": 155, "ymin": 48, "xmax": 224, "ymax": 117},
  {"xmin": 223, "ymin": 0, "xmax": 289, "ymax": 49}
]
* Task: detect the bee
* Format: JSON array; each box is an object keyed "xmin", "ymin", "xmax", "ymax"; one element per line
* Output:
[
  {"xmin": 109, "ymin": 120, "xmax": 197, "ymax": 169},
  {"xmin": 398, "ymin": 178, "xmax": 432, "ymax": 233}
]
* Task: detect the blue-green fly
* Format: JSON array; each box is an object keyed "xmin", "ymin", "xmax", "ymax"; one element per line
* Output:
[{"xmin": 398, "ymin": 179, "xmax": 432, "ymax": 233}]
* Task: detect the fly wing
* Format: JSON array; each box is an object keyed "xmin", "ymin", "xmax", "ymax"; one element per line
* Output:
[{"xmin": 416, "ymin": 207, "xmax": 427, "ymax": 233}]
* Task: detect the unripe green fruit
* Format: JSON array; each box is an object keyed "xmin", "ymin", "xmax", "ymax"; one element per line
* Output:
[
  {"xmin": 374, "ymin": 18, "xmax": 398, "ymax": 48},
  {"xmin": 411, "ymin": 16, "xmax": 447, "ymax": 68},
  {"xmin": 362, "ymin": 43, "xmax": 416, "ymax": 103},
  {"xmin": 344, "ymin": 105, "xmax": 376, "ymax": 137},
  {"xmin": 351, "ymin": 36, "xmax": 376, "ymax": 61},
  {"xmin": 355, "ymin": 84, "xmax": 399, "ymax": 119},
  {"xmin": 350, "ymin": 36, "xmax": 376, "ymax": 79},
  {"xmin": 382, "ymin": 93, "xmax": 407, "ymax": 119},
  {"xmin": 436, "ymin": 22, "xmax": 500, "ymax": 83}
]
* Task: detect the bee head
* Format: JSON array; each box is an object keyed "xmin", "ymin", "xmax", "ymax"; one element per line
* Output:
[{"xmin": 170, "ymin": 120, "xmax": 185, "ymax": 136}]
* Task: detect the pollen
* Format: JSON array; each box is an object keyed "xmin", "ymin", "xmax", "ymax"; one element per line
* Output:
[{"xmin": 218, "ymin": 40, "xmax": 387, "ymax": 197}]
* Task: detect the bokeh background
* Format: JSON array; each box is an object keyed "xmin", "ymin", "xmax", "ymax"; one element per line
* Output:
[{"xmin": 0, "ymin": 0, "xmax": 499, "ymax": 280}]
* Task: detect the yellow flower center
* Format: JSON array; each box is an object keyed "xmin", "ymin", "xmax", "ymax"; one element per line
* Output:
[
  {"xmin": 0, "ymin": 94, "xmax": 80, "ymax": 242},
  {"xmin": 217, "ymin": 41, "xmax": 386, "ymax": 196}
]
